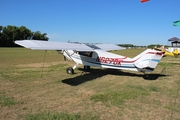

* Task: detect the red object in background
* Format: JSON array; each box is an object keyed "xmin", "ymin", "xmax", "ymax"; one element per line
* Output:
[{"xmin": 141, "ymin": 0, "xmax": 149, "ymax": 3}]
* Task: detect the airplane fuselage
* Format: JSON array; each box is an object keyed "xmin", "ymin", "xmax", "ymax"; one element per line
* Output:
[{"xmin": 63, "ymin": 50, "xmax": 139, "ymax": 72}]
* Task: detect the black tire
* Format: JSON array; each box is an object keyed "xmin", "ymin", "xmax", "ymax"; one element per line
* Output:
[
  {"xmin": 143, "ymin": 75, "xmax": 149, "ymax": 79},
  {"xmin": 84, "ymin": 65, "xmax": 90, "ymax": 71},
  {"xmin": 66, "ymin": 67, "xmax": 74, "ymax": 74}
]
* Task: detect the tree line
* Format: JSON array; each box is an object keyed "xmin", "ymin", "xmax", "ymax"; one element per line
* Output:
[
  {"xmin": 118, "ymin": 44, "xmax": 146, "ymax": 48},
  {"xmin": 118, "ymin": 44, "xmax": 169, "ymax": 48},
  {"xmin": 0, "ymin": 25, "xmax": 48, "ymax": 47}
]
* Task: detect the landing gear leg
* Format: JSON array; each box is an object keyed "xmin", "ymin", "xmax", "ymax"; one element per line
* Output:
[
  {"xmin": 84, "ymin": 65, "xmax": 90, "ymax": 72},
  {"xmin": 73, "ymin": 63, "xmax": 79, "ymax": 70},
  {"xmin": 143, "ymin": 72, "xmax": 149, "ymax": 79}
]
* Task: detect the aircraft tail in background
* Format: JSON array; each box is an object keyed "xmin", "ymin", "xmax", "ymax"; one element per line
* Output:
[{"xmin": 154, "ymin": 46, "xmax": 179, "ymax": 57}]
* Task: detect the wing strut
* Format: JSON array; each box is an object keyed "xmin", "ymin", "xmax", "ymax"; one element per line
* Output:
[{"xmin": 41, "ymin": 50, "xmax": 47, "ymax": 78}]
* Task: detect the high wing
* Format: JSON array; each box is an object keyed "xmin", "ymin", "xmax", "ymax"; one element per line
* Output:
[
  {"xmin": 15, "ymin": 40, "xmax": 125, "ymax": 51},
  {"xmin": 15, "ymin": 40, "xmax": 93, "ymax": 51}
]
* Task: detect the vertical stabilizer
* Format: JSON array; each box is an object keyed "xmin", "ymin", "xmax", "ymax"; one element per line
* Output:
[{"xmin": 133, "ymin": 49, "xmax": 164, "ymax": 72}]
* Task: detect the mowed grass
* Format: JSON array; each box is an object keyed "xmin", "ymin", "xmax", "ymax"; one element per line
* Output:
[{"xmin": 0, "ymin": 48, "xmax": 180, "ymax": 120}]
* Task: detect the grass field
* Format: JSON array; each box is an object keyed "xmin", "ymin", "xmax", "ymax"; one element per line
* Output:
[{"xmin": 0, "ymin": 48, "xmax": 180, "ymax": 120}]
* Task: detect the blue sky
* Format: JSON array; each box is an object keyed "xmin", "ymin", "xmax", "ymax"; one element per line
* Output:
[{"xmin": 1, "ymin": 0, "xmax": 180, "ymax": 46}]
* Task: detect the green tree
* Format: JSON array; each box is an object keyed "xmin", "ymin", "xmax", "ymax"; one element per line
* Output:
[
  {"xmin": 32, "ymin": 31, "xmax": 48, "ymax": 40},
  {"xmin": 147, "ymin": 44, "xmax": 161, "ymax": 48},
  {"xmin": 118, "ymin": 44, "xmax": 135, "ymax": 48},
  {"xmin": 0, "ymin": 26, "xmax": 3, "ymax": 40},
  {"xmin": 1, "ymin": 25, "xmax": 14, "ymax": 46},
  {"xmin": 19, "ymin": 26, "xmax": 33, "ymax": 40},
  {"xmin": 0, "ymin": 25, "xmax": 49, "ymax": 47}
]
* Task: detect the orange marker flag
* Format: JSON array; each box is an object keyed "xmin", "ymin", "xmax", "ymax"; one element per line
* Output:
[{"xmin": 141, "ymin": 0, "xmax": 149, "ymax": 3}]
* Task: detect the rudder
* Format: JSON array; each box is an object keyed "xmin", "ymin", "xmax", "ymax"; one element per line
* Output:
[{"xmin": 133, "ymin": 49, "xmax": 164, "ymax": 72}]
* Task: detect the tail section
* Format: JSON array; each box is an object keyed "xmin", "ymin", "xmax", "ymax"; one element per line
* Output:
[
  {"xmin": 153, "ymin": 45, "xmax": 165, "ymax": 52},
  {"xmin": 133, "ymin": 49, "xmax": 164, "ymax": 72}
]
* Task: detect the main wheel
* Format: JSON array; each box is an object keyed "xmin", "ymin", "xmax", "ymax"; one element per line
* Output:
[
  {"xmin": 84, "ymin": 65, "xmax": 90, "ymax": 71},
  {"xmin": 66, "ymin": 67, "xmax": 74, "ymax": 74}
]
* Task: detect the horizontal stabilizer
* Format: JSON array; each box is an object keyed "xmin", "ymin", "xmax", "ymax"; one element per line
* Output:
[{"xmin": 94, "ymin": 44, "xmax": 125, "ymax": 51}]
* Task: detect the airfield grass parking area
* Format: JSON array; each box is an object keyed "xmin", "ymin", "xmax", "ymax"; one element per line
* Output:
[{"xmin": 0, "ymin": 48, "xmax": 180, "ymax": 120}]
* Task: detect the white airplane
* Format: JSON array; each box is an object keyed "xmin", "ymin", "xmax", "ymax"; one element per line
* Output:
[{"xmin": 15, "ymin": 40, "xmax": 165, "ymax": 78}]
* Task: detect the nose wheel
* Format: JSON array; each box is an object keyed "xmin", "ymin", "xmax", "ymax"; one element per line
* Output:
[{"xmin": 66, "ymin": 67, "xmax": 74, "ymax": 74}]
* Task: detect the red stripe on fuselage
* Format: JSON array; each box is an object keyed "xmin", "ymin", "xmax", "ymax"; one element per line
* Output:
[
  {"xmin": 118, "ymin": 51, "xmax": 164, "ymax": 63},
  {"xmin": 96, "ymin": 51, "xmax": 163, "ymax": 64}
]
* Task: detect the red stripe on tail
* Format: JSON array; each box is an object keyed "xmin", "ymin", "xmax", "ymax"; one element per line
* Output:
[{"xmin": 141, "ymin": 0, "xmax": 149, "ymax": 3}]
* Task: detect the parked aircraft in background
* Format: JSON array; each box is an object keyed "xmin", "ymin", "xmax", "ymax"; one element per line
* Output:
[
  {"xmin": 15, "ymin": 40, "xmax": 165, "ymax": 78},
  {"xmin": 154, "ymin": 46, "xmax": 179, "ymax": 57}
]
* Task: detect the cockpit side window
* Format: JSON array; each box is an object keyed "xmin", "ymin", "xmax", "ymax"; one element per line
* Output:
[{"xmin": 79, "ymin": 52, "xmax": 93, "ymax": 57}]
